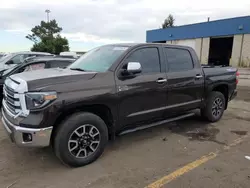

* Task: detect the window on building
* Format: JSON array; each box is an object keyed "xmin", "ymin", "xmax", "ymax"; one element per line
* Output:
[{"xmin": 164, "ymin": 48, "xmax": 193, "ymax": 72}]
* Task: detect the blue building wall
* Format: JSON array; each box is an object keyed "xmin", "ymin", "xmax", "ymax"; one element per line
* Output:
[{"xmin": 146, "ymin": 16, "xmax": 250, "ymax": 42}]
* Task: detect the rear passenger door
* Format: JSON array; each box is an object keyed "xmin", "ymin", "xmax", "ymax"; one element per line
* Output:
[{"xmin": 164, "ymin": 47, "xmax": 204, "ymax": 115}]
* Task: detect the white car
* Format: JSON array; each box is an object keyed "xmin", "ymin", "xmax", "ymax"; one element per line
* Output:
[
  {"xmin": 59, "ymin": 52, "xmax": 78, "ymax": 58},
  {"xmin": 0, "ymin": 51, "xmax": 52, "ymax": 69}
]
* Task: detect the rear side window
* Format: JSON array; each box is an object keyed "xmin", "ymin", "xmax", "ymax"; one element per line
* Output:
[
  {"xmin": 125, "ymin": 47, "xmax": 160, "ymax": 73},
  {"xmin": 164, "ymin": 48, "xmax": 193, "ymax": 72},
  {"xmin": 17, "ymin": 62, "xmax": 46, "ymax": 73},
  {"xmin": 48, "ymin": 60, "xmax": 72, "ymax": 68}
]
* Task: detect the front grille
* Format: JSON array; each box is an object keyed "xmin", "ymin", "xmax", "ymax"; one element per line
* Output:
[{"xmin": 3, "ymin": 84, "xmax": 21, "ymax": 115}]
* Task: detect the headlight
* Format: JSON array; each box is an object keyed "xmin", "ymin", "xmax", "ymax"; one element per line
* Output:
[{"xmin": 25, "ymin": 92, "xmax": 57, "ymax": 110}]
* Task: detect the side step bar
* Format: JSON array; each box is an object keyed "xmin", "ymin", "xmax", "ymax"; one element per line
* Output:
[{"xmin": 119, "ymin": 112, "xmax": 195, "ymax": 136}]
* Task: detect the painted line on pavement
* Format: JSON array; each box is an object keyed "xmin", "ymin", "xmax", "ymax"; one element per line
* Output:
[{"xmin": 146, "ymin": 135, "xmax": 248, "ymax": 188}]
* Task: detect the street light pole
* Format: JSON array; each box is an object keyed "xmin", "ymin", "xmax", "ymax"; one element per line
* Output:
[{"xmin": 45, "ymin": 9, "xmax": 51, "ymax": 22}]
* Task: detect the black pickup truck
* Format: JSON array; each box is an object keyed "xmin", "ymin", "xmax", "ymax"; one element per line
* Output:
[{"xmin": 1, "ymin": 43, "xmax": 238, "ymax": 167}]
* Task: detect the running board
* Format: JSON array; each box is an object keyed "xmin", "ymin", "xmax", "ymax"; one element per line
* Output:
[{"xmin": 119, "ymin": 112, "xmax": 195, "ymax": 136}]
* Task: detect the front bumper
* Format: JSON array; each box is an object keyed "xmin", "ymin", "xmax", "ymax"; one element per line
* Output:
[{"xmin": 1, "ymin": 108, "xmax": 52, "ymax": 147}]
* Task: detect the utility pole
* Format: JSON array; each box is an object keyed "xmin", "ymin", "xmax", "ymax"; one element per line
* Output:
[{"xmin": 45, "ymin": 9, "xmax": 51, "ymax": 22}]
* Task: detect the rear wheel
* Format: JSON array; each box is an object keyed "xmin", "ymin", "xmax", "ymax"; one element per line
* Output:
[
  {"xmin": 53, "ymin": 112, "xmax": 108, "ymax": 167},
  {"xmin": 201, "ymin": 91, "xmax": 226, "ymax": 122}
]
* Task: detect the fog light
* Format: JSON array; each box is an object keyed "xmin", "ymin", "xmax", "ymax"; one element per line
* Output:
[{"xmin": 23, "ymin": 133, "xmax": 32, "ymax": 142}]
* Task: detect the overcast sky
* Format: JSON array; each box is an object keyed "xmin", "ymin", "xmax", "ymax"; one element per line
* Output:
[{"xmin": 1, "ymin": 0, "xmax": 250, "ymax": 52}]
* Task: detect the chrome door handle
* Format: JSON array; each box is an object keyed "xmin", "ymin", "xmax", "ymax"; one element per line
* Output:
[
  {"xmin": 195, "ymin": 75, "xmax": 203, "ymax": 79},
  {"xmin": 156, "ymin": 78, "xmax": 167, "ymax": 83}
]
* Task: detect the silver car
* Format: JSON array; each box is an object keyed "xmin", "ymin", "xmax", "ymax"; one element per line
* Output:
[{"xmin": 0, "ymin": 51, "xmax": 52, "ymax": 69}]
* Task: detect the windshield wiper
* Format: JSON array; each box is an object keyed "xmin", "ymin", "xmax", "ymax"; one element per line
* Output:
[{"xmin": 70, "ymin": 68, "xmax": 85, "ymax": 72}]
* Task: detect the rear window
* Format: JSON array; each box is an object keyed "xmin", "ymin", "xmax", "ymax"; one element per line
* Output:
[
  {"xmin": 164, "ymin": 48, "xmax": 193, "ymax": 72},
  {"xmin": 48, "ymin": 60, "xmax": 72, "ymax": 68}
]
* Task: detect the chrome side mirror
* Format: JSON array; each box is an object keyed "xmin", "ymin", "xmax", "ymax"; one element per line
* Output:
[{"xmin": 127, "ymin": 62, "xmax": 142, "ymax": 74}]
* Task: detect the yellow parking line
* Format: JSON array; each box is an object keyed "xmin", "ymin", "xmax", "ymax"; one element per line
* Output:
[
  {"xmin": 146, "ymin": 135, "xmax": 248, "ymax": 188},
  {"xmin": 145, "ymin": 152, "xmax": 217, "ymax": 188}
]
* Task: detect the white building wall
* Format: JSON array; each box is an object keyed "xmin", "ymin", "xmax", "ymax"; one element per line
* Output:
[
  {"xmin": 172, "ymin": 39, "xmax": 196, "ymax": 50},
  {"xmin": 242, "ymin": 34, "xmax": 250, "ymax": 67},
  {"xmin": 165, "ymin": 34, "xmax": 250, "ymax": 67},
  {"xmin": 231, "ymin": 34, "xmax": 243, "ymax": 67},
  {"xmin": 166, "ymin": 38, "xmax": 203, "ymax": 61},
  {"xmin": 201, "ymin": 38, "xmax": 210, "ymax": 64},
  {"xmin": 195, "ymin": 38, "xmax": 202, "ymax": 61}
]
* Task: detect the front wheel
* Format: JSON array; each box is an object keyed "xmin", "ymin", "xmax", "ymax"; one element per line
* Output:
[
  {"xmin": 53, "ymin": 112, "xmax": 108, "ymax": 167},
  {"xmin": 201, "ymin": 91, "xmax": 226, "ymax": 122}
]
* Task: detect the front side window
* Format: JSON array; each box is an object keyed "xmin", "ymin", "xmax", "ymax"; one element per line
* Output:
[
  {"xmin": 68, "ymin": 45, "xmax": 129, "ymax": 72},
  {"xmin": 125, "ymin": 47, "xmax": 160, "ymax": 73},
  {"xmin": 23, "ymin": 63, "xmax": 46, "ymax": 72},
  {"xmin": 164, "ymin": 48, "xmax": 193, "ymax": 72}
]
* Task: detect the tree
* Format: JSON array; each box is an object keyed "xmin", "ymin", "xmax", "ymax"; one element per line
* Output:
[
  {"xmin": 161, "ymin": 14, "xmax": 175, "ymax": 29},
  {"xmin": 26, "ymin": 19, "xmax": 69, "ymax": 54}
]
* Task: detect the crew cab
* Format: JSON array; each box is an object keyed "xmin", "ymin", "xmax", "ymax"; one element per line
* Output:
[{"xmin": 1, "ymin": 43, "xmax": 238, "ymax": 167}]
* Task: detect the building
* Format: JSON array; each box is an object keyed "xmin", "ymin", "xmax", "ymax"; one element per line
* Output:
[{"xmin": 146, "ymin": 16, "xmax": 250, "ymax": 67}]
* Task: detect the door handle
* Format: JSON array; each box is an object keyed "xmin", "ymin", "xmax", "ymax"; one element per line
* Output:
[
  {"xmin": 195, "ymin": 75, "xmax": 203, "ymax": 79},
  {"xmin": 156, "ymin": 78, "xmax": 167, "ymax": 83}
]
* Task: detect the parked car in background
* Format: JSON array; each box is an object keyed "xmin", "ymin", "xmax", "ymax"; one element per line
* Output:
[
  {"xmin": 60, "ymin": 51, "xmax": 78, "ymax": 58},
  {"xmin": 1, "ymin": 43, "xmax": 238, "ymax": 167},
  {"xmin": 0, "ymin": 53, "xmax": 8, "ymax": 59},
  {"xmin": 0, "ymin": 56, "xmax": 75, "ymax": 102},
  {"xmin": 0, "ymin": 51, "xmax": 53, "ymax": 69}
]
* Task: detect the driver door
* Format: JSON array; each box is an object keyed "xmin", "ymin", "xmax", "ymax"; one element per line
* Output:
[{"xmin": 115, "ymin": 46, "xmax": 168, "ymax": 129}]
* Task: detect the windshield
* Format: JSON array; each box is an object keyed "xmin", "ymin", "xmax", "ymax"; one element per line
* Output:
[
  {"xmin": 68, "ymin": 45, "xmax": 129, "ymax": 72},
  {"xmin": 2, "ymin": 65, "xmax": 18, "ymax": 76},
  {"xmin": 0, "ymin": 53, "xmax": 13, "ymax": 63}
]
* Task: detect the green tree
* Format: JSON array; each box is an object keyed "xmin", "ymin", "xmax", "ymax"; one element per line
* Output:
[
  {"xmin": 26, "ymin": 19, "xmax": 69, "ymax": 54},
  {"xmin": 161, "ymin": 14, "xmax": 175, "ymax": 29}
]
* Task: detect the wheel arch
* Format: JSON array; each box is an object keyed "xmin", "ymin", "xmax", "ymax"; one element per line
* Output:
[
  {"xmin": 212, "ymin": 84, "xmax": 229, "ymax": 109},
  {"xmin": 51, "ymin": 104, "xmax": 115, "ymax": 145}
]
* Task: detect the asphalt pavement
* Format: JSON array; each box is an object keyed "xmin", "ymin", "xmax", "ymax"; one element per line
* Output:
[{"xmin": 0, "ymin": 85, "xmax": 250, "ymax": 188}]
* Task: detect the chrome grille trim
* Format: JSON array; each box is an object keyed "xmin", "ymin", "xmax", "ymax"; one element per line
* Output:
[{"xmin": 3, "ymin": 76, "xmax": 29, "ymax": 118}]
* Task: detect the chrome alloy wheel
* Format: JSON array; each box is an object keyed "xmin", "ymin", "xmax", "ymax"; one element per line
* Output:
[
  {"xmin": 212, "ymin": 97, "xmax": 223, "ymax": 118},
  {"xmin": 68, "ymin": 124, "xmax": 100, "ymax": 158}
]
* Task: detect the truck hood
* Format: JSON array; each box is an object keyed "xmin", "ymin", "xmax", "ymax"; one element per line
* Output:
[{"xmin": 10, "ymin": 68, "xmax": 97, "ymax": 90}]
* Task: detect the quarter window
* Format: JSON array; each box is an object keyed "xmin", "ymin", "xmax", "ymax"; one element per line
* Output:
[{"xmin": 48, "ymin": 60, "xmax": 72, "ymax": 68}]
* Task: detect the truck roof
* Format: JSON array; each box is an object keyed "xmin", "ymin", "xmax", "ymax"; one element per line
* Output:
[
  {"xmin": 108, "ymin": 43, "xmax": 195, "ymax": 50},
  {"xmin": 26, "ymin": 56, "xmax": 76, "ymax": 63}
]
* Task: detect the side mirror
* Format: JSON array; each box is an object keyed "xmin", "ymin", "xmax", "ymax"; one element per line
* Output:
[
  {"xmin": 127, "ymin": 62, "xmax": 142, "ymax": 74},
  {"xmin": 5, "ymin": 60, "xmax": 14, "ymax": 65}
]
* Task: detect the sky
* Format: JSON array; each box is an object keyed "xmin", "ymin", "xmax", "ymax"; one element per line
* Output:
[{"xmin": 1, "ymin": 0, "xmax": 250, "ymax": 52}]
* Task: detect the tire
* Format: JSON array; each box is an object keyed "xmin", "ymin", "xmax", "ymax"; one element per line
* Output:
[
  {"xmin": 201, "ymin": 91, "xmax": 226, "ymax": 122},
  {"xmin": 53, "ymin": 112, "xmax": 108, "ymax": 167}
]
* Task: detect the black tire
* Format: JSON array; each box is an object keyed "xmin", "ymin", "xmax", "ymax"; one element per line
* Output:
[
  {"xmin": 53, "ymin": 112, "xmax": 108, "ymax": 167},
  {"xmin": 201, "ymin": 91, "xmax": 226, "ymax": 122}
]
